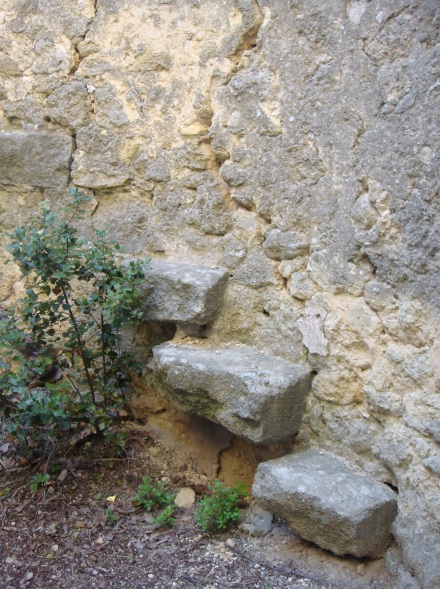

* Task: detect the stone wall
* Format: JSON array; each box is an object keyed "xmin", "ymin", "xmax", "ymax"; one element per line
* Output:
[{"xmin": 0, "ymin": 1, "xmax": 439, "ymax": 587}]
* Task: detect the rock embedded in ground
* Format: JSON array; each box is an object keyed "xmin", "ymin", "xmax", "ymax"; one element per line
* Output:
[
  {"xmin": 149, "ymin": 343, "xmax": 312, "ymax": 444},
  {"xmin": 174, "ymin": 487, "xmax": 196, "ymax": 508},
  {"xmin": 240, "ymin": 503, "xmax": 273, "ymax": 537},
  {"xmin": 142, "ymin": 261, "xmax": 228, "ymax": 325},
  {"xmin": 252, "ymin": 450, "xmax": 398, "ymax": 558}
]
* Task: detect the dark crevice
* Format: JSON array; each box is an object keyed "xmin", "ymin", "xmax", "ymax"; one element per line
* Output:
[
  {"xmin": 67, "ymin": 131, "xmax": 78, "ymax": 187},
  {"xmin": 384, "ymin": 481, "xmax": 399, "ymax": 494}
]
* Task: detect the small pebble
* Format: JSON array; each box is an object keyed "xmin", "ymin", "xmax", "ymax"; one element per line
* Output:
[
  {"xmin": 58, "ymin": 469, "xmax": 68, "ymax": 482},
  {"xmin": 357, "ymin": 563, "xmax": 366, "ymax": 575}
]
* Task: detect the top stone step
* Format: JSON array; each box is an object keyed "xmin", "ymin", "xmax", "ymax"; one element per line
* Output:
[{"xmin": 142, "ymin": 261, "xmax": 229, "ymax": 326}]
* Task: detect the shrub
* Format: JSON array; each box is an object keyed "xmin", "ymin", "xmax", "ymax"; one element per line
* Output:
[
  {"xmin": 104, "ymin": 506, "xmax": 118, "ymax": 526},
  {"xmin": 133, "ymin": 476, "xmax": 175, "ymax": 512},
  {"xmin": 153, "ymin": 504, "xmax": 177, "ymax": 529},
  {"xmin": 0, "ymin": 189, "xmax": 149, "ymax": 456},
  {"xmin": 195, "ymin": 481, "xmax": 248, "ymax": 533},
  {"xmin": 29, "ymin": 473, "xmax": 51, "ymax": 492}
]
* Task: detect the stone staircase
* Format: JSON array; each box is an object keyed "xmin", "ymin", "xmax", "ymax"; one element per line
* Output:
[
  {"xmin": 143, "ymin": 260, "xmax": 397, "ymax": 558},
  {"xmin": 143, "ymin": 260, "xmax": 311, "ymax": 445}
]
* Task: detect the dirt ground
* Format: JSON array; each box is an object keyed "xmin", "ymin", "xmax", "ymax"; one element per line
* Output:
[{"xmin": 0, "ymin": 421, "xmax": 395, "ymax": 589}]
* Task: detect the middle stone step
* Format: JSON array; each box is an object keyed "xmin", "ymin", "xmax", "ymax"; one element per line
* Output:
[{"xmin": 149, "ymin": 343, "xmax": 312, "ymax": 445}]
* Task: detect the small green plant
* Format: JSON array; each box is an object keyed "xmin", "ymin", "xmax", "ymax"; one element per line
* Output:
[
  {"xmin": 103, "ymin": 430, "xmax": 128, "ymax": 457},
  {"xmin": 0, "ymin": 189, "xmax": 149, "ymax": 458},
  {"xmin": 104, "ymin": 506, "xmax": 118, "ymax": 526},
  {"xmin": 195, "ymin": 481, "xmax": 248, "ymax": 534},
  {"xmin": 29, "ymin": 473, "xmax": 51, "ymax": 491},
  {"xmin": 133, "ymin": 476, "xmax": 175, "ymax": 512},
  {"xmin": 153, "ymin": 504, "xmax": 177, "ymax": 528}
]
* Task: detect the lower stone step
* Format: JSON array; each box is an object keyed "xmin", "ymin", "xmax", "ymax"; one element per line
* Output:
[
  {"xmin": 252, "ymin": 450, "xmax": 398, "ymax": 558},
  {"xmin": 149, "ymin": 343, "xmax": 311, "ymax": 445}
]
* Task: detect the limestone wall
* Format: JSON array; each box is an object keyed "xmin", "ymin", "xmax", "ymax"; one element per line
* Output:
[{"xmin": 0, "ymin": 1, "xmax": 439, "ymax": 586}]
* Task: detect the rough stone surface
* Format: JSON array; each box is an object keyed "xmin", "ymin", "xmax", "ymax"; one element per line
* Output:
[
  {"xmin": 174, "ymin": 487, "xmax": 195, "ymax": 509},
  {"xmin": 0, "ymin": 132, "xmax": 73, "ymax": 188},
  {"xmin": 149, "ymin": 343, "xmax": 311, "ymax": 444},
  {"xmin": 142, "ymin": 261, "xmax": 228, "ymax": 326},
  {"xmin": 263, "ymin": 229, "xmax": 309, "ymax": 261},
  {"xmin": 0, "ymin": 0, "xmax": 439, "ymax": 584},
  {"xmin": 253, "ymin": 451, "xmax": 398, "ymax": 558}
]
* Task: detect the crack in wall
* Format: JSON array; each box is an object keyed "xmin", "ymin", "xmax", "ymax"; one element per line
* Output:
[
  {"xmin": 199, "ymin": 0, "xmax": 263, "ymax": 210},
  {"xmin": 68, "ymin": 1, "xmax": 98, "ymax": 76},
  {"xmin": 223, "ymin": 0, "xmax": 264, "ymax": 87},
  {"xmin": 198, "ymin": 1, "xmax": 264, "ymax": 211}
]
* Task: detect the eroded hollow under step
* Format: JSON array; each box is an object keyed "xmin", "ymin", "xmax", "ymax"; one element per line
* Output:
[{"xmin": 148, "ymin": 343, "xmax": 312, "ymax": 445}]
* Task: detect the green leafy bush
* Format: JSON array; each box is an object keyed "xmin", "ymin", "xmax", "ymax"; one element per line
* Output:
[
  {"xmin": 195, "ymin": 481, "xmax": 248, "ymax": 533},
  {"xmin": 29, "ymin": 473, "xmax": 51, "ymax": 492},
  {"xmin": 153, "ymin": 504, "xmax": 177, "ymax": 528},
  {"xmin": 0, "ymin": 189, "xmax": 149, "ymax": 455},
  {"xmin": 133, "ymin": 476, "xmax": 175, "ymax": 512},
  {"xmin": 104, "ymin": 506, "xmax": 118, "ymax": 526}
]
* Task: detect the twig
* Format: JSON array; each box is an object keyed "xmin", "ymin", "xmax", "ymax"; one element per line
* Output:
[
  {"xmin": 85, "ymin": 457, "xmax": 128, "ymax": 463},
  {"xmin": 43, "ymin": 440, "xmax": 59, "ymax": 476},
  {"xmin": 11, "ymin": 484, "xmax": 27, "ymax": 500}
]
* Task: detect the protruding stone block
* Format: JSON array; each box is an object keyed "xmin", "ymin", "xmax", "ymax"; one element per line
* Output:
[
  {"xmin": 0, "ymin": 132, "xmax": 73, "ymax": 188},
  {"xmin": 149, "ymin": 343, "xmax": 311, "ymax": 444},
  {"xmin": 253, "ymin": 450, "xmax": 398, "ymax": 558},
  {"xmin": 263, "ymin": 229, "xmax": 309, "ymax": 261},
  {"xmin": 143, "ymin": 261, "xmax": 228, "ymax": 325}
]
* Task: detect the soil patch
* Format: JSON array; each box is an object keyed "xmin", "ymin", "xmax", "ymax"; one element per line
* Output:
[{"xmin": 1, "ymin": 422, "xmax": 393, "ymax": 589}]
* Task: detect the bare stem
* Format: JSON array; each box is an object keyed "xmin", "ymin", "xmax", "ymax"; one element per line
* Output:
[{"xmin": 61, "ymin": 285, "xmax": 96, "ymax": 404}]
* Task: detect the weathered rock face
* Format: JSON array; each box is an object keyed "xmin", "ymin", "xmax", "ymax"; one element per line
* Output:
[
  {"xmin": 253, "ymin": 450, "xmax": 398, "ymax": 558},
  {"xmin": 0, "ymin": 132, "xmax": 73, "ymax": 188},
  {"xmin": 142, "ymin": 261, "xmax": 229, "ymax": 326},
  {"xmin": 149, "ymin": 343, "xmax": 311, "ymax": 444},
  {"xmin": 0, "ymin": 0, "xmax": 439, "ymax": 586}
]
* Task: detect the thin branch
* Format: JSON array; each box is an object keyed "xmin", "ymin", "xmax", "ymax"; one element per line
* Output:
[
  {"xmin": 101, "ymin": 313, "xmax": 107, "ymax": 388},
  {"xmin": 61, "ymin": 285, "xmax": 96, "ymax": 404}
]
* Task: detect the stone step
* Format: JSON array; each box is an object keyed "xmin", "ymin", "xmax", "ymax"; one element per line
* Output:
[
  {"xmin": 142, "ymin": 261, "xmax": 228, "ymax": 326},
  {"xmin": 252, "ymin": 450, "xmax": 398, "ymax": 558},
  {"xmin": 149, "ymin": 343, "xmax": 311, "ymax": 445}
]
